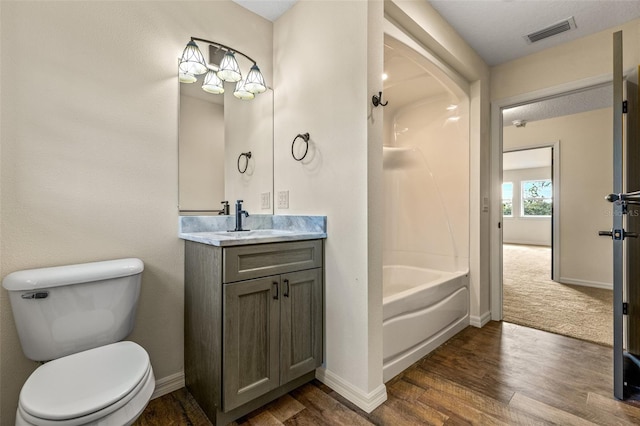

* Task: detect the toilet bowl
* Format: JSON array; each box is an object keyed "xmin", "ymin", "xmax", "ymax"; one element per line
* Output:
[
  {"xmin": 16, "ymin": 342, "xmax": 155, "ymax": 426},
  {"xmin": 3, "ymin": 258, "xmax": 155, "ymax": 426}
]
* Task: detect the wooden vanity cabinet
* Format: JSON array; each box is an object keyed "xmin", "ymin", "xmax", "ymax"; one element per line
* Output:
[{"xmin": 184, "ymin": 239, "xmax": 323, "ymax": 425}]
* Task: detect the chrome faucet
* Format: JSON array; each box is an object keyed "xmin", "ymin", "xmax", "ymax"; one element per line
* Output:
[
  {"xmin": 234, "ymin": 200, "xmax": 250, "ymax": 231},
  {"xmin": 218, "ymin": 201, "xmax": 230, "ymax": 215}
]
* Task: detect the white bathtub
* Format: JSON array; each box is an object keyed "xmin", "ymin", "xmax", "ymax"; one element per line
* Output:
[{"xmin": 383, "ymin": 265, "xmax": 469, "ymax": 382}]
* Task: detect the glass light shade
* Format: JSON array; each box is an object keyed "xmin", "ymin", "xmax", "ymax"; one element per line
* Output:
[
  {"xmin": 244, "ymin": 64, "xmax": 267, "ymax": 94},
  {"xmin": 202, "ymin": 69, "xmax": 224, "ymax": 94},
  {"xmin": 179, "ymin": 40, "xmax": 208, "ymax": 76},
  {"xmin": 217, "ymin": 51, "xmax": 242, "ymax": 82},
  {"xmin": 179, "ymin": 72, "xmax": 197, "ymax": 83},
  {"xmin": 233, "ymin": 80, "xmax": 255, "ymax": 100}
]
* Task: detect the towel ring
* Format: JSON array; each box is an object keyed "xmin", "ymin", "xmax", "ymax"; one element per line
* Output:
[
  {"xmin": 237, "ymin": 151, "xmax": 252, "ymax": 173},
  {"xmin": 291, "ymin": 133, "xmax": 310, "ymax": 161}
]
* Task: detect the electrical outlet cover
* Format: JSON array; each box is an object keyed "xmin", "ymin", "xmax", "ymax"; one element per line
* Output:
[
  {"xmin": 277, "ymin": 190, "xmax": 289, "ymax": 209},
  {"xmin": 261, "ymin": 192, "xmax": 271, "ymax": 209}
]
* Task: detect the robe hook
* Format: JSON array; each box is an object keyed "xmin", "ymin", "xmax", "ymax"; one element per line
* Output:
[{"xmin": 372, "ymin": 91, "xmax": 388, "ymax": 107}]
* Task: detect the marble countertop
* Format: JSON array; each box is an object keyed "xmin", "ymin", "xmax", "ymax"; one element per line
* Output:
[{"xmin": 179, "ymin": 215, "xmax": 327, "ymax": 247}]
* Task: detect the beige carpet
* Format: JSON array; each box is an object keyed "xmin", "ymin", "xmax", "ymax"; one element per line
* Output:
[{"xmin": 503, "ymin": 244, "xmax": 613, "ymax": 346}]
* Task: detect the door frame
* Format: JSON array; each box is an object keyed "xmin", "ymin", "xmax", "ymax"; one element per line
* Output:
[
  {"xmin": 502, "ymin": 143, "xmax": 560, "ymax": 277},
  {"xmin": 490, "ymin": 74, "xmax": 614, "ymax": 320}
]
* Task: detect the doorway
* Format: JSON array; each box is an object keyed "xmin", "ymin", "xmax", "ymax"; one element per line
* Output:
[{"xmin": 491, "ymin": 82, "xmax": 614, "ymax": 346}]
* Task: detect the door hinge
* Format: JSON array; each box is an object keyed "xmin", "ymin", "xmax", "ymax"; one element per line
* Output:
[
  {"xmin": 623, "ymin": 100, "xmax": 628, "ymax": 113},
  {"xmin": 623, "ymin": 302, "xmax": 629, "ymax": 315}
]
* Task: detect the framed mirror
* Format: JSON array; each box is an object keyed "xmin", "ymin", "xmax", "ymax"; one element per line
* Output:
[{"xmin": 178, "ymin": 68, "xmax": 273, "ymax": 215}]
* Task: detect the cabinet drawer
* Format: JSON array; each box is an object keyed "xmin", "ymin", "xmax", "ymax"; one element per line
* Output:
[{"xmin": 223, "ymin": 240, "xmax": 322, "ymax": 283}]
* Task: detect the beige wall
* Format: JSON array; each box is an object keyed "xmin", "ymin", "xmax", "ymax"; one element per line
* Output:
[
  {"xmin": 273, "ymin": 0, "xmax": 386, "ymax": 402},
  {"xmin": 224, "ymin": 89, "xmax": 274, "ymax": 213},
  {"xmin": 0, "ymin": 1, "xmax": 272, "ymax": 423},
  {"xmin": 504, "ymin": 109, "xmax": 613, "ymax": 288}
]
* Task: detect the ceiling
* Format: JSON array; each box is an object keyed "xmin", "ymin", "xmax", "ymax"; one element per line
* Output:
[
  {"xmin": 233, "ymin": 1, "xmax": 640, "ymax": 67},
  {"xmin": 232, "ymin": 0, "xmax": 296, "ymax": 21},
  {"xmin": 503, "ymin": 147, "xmax": 552, "ymax": 171},
  {"xmin": 232, "ymin": 0, "xmax": 633, "ymax": 125},
  {"xmin": 502, "ymin": 82, "xmax": 612, "ymax": 126},
  {"xmin": 429, "ymin": 0, "xmax": 640, "ymax": 67}
]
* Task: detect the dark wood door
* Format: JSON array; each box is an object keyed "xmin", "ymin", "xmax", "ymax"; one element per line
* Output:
[
  {"xmin": 223, "ymin": 275, "xmax": 280, "ymax": 411},
  {"xmin": 609, "ymin": 31, "xmax": 640, "ymax": 399},
  {"xmin": 280, "ymin": 268, "xmax": 323, "ymax": 384},
  {"xmin": 624, "ymin": 67, "xmax": 640, "ymax": 393}
]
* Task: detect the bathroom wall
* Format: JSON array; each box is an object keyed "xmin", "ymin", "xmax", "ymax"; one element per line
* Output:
[
  {"xmin": 271, "ymin": 0, "xmax": 490, "ymax": 408},
  {"xmin": 504, "ymin": 109, "xmax": 613, "ymax": 288},
  {"xmin": 0, "ymin": 2, "xmax": 272, "ymax": 423},
  {"xmin": 383, "ymin": 94, "xmax": 470, "ymax": 273},
  {"xmin": 224, "ymin": 89, "xmax": 274, "ymax": 213},
  {"xmin": 273, "ymin": 0, "xmax": 387, "ymax": 407}
]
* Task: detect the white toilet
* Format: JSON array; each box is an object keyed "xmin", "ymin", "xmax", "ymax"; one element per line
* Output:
[{"xmin": 2, "ymin": 258, "xmax": 155, "ymax": 426}]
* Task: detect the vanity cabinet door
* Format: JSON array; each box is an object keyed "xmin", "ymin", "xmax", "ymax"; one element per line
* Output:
[
  {"xmin": 280, "ymin": 268, "xmax": 323, "ymax": 384},
  {"xmin": 223, "ymin": 276, "xmax": 280, "ymax": 411}
]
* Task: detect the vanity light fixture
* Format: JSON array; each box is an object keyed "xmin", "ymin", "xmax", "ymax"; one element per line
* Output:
[
  {"xmin": 202, "ymin": 69, "xmax": 225, "ymax": 94},
  {"xmin": 244, "ymin": 65, "xmax": 267, "ymax": 94},
  {"xmin": 179, "ymin": 40, "xmax": 208, "ymax": 76},
  {"xmin": 179, "ymin": 71, "xmax": 197, "ymax": 84},
  {"xmin": 233, "ymin": 80, "xmax": 255, "ymax": 100},
  {"xmin": 178, "ymin": 37, "xmax": 267, "ymax": 100},
  {"xmin": 217, "ymin": 51, "xmax": 242, "ymax": 82}
]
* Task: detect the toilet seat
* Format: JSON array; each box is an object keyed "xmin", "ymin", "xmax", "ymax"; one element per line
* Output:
[{"xmin": 17, "ymin": 341, "xmax": 154, "ymax": 426}]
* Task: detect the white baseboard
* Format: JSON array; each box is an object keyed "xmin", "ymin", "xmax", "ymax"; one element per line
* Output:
[
  {"xmin": 558, "ymin": 277, "xmax": 612, "ymax": 290},
  {"xmin": 469, "ymin": 311, "xmax": 491, "ymax": 328},
  {"xmin": 315, "ymin": 368, "xmax": 387, "ymax": 413},
  {"xmin": 151, "ymin": 371, "xmax": 185, "ymax": 400}
]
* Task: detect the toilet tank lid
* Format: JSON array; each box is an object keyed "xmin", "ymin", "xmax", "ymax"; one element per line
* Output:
[{"xmin": 2, "ymin": 258, "xmax": 144, "ymax": 291}]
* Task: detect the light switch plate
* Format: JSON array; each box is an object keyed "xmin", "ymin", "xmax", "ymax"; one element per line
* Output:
[
  {"xmin": 277, "ymin": 190, "xmax": 289, "ymax": 209},
  {"xmin": 261, "ymin": 192, "xmax": 271, "ymax": 209}
]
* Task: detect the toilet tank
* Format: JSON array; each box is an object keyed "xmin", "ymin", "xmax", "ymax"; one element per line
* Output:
[{"xmin": 2, "ymin": 258, "xmax": 144, "ymax": 361}]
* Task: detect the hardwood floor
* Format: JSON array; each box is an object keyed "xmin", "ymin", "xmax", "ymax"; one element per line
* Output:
[{"xmin": 134, "ymin": 322, "xmax": 640, "ymax": 425}]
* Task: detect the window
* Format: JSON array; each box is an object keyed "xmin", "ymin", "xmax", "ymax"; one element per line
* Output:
[
  {"xmin": 502, "ymin": 182, "xmax": 513, "ymax": 217},
  {"xmin": 521, "ymin": 179, "xmax": 552, "ymax": 216}
]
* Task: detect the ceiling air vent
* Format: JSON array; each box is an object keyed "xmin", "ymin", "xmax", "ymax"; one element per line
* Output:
[{"xmin": 524, "ymin": 16, "xmax": 576, "ymax": 44}]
